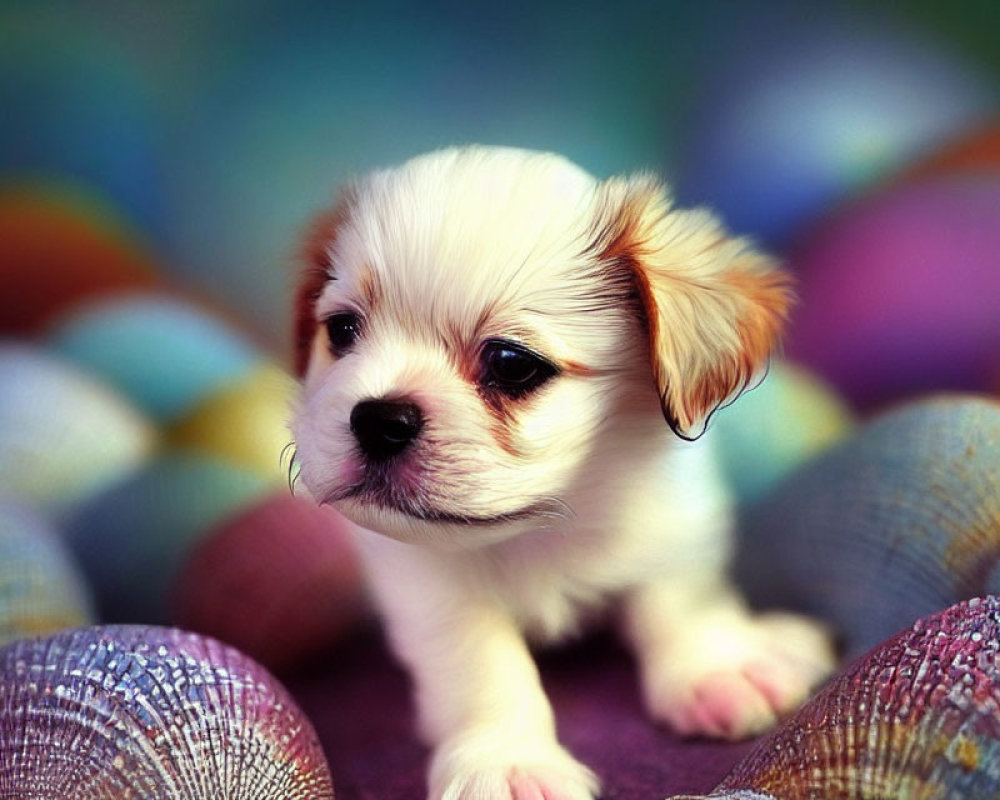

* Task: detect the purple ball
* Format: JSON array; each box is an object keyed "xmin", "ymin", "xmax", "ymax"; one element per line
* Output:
[{"xmin": 788, "ymin": 174, "xmax": 1000, "ymax": 409}]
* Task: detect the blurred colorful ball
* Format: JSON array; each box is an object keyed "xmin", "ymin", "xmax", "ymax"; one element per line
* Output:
[
  {"xmin": 63, "ymin": 453, "xmax": 271, "ymax": 624},
  {"xmin": 171, "ymin": 492, "xmax": 366, "ymax": 671},
  {"xmin": 904, "ymin": 118, "xmax": 1000, "ymax": 180},
  {"xmin": 0, "ymin": 502, "xmax": 94, "ymax": 646},
  {"xmin": 0, "ymin": 185, "xmax": 162, "ymax": 335},
  {"xmin": 788, "ymin": 174, "xmax": 1000, "ymax": 409},
  {"xmin": 47, "ymin": 294, "xmax": 263, "ymax": 423},
  {"xmin": 711, "ymin": 361, "xmax": 854, "ymax": 504},
  {"xmin": 0, "ymin": 344, "xmax": 157, "ymax": 519},
  {"xmin": 167, "ymin": 363, "xmax": 297, "ymax": 484},
  {"xmin": 0, "ymin": 18, "xmax": 164, "ymax": 235},
  {"xmin": 675, "ymin": 17, "xmax": 993, "ymax": 245}
]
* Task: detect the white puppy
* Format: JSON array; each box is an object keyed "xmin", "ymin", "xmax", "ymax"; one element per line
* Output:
[{"xmin": 291, "ymin": 146, "xmax": 835, "ymax": 800}]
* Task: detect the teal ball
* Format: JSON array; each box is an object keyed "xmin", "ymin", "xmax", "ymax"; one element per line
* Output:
[
  {"xmin": 47, "ymin": 294, "xmax": 262, "ymax": 423},
  {"xmin": 0, "ymin": 344, "xmax": 157, "ymax": 518},
  {"xmin": 711, "ymin": 361, "xmax": 854, "ymax": 504},
  {"xmin": 63, "ymin": 454, "xmax": 271, "ymax": 624},
  {"xmin": 0, "ymin": 503, "xmax": 94, "ymax": 645}
]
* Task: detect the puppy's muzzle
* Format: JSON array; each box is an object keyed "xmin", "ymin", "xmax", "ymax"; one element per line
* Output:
[{"xmin": 350, "ymin": 399, "xmax": 424, "ymax": 461}]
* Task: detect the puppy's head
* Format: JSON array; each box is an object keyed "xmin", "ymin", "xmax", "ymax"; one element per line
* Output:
[{"xmin": 292, "ymin": 147, "xmax": 792, "ymax": 548}]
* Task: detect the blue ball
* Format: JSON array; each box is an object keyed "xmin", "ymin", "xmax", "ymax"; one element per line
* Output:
[
  {"xmin": 47, "ymin": 294, "xmax": 263, "ymax": 423},
  {"xmin": 674, "ymin": 14, "xmax": 993, "ymax": 246},
  {"xmin": 63, "ymin": 453, "xmax": 271, "ymax": 624},
  {"xmin": 737, "ymin": 396, "xmax": 1000, "ymax": 658}
]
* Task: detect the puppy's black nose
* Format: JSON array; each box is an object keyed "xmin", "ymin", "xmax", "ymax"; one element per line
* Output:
[{"xmin": 350, "ymin": 400, "xmax": 424, "ymax": 460}]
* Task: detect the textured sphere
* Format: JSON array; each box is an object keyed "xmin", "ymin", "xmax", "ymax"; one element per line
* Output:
[
  {"xmin": 0, "ymin": 625, "xmax": 334, "ymax": 799},
  {"xmin": 737, "ymin": 395, "xmax": 1000, "ymax": 658},
  {"xmin": 787, "ymin": 174, "xmax": 1000, "ymax": 409},
  {"xmin": 171, "ymin": 492, "xmax": 366, "ymax": 670},
  {"xmin": 47, "ymin": 294, "xmax": 263, "ymax": 424},
  {"xmin": 64, "ymin": 454, "xmax": 271, "ymax": 624},
  {"xmin": 0, "ymin": 503, "xmax": 93, "ymax": 646},
  {"xmin": 674, "ymin": 16, "xmax": 992, "ymax": 245},
  {"xmin": 0, "ymin": 344, "xmax": 157, "ymax": 518},
  {"xmin": 670, "ymin": 596, "xmax": 1000, "ymax": 799},
  {"xmin": 0, "ymin": 185, "xmax": 162, "ymax": 335},
  {"xmin": 167, "ymin": 363, "xmax": 298, "ymax": 484},
  {"xmin": 711, "ymin": 361, "xmax": 854, "ymax": 504}
]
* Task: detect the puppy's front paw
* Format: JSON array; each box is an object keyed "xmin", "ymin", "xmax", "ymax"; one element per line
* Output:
[
  {"xmin": 430, "ymin": 733, "xmax": 599, "ymax": 800},
  {"xmin": 643, "ymin": 612, "xmax": 836, "ymax": 740}
]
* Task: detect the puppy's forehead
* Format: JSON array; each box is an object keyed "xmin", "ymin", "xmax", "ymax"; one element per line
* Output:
[{"xmin": 334, "ymin": 148, "xmax": 602, "ymax": 333}]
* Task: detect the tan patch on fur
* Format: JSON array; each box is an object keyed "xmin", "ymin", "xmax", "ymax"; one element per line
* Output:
[
  {"xmin": 357, "ymin": 262, "xmax": 382, "ymax": 314},
  {"xmin": 591, "ymin": 179, "xmax": 794, "ymax": 436},
  {"xmin": 560, "ymin": 359, "xmax": 600, "ymax": 379},
  {"xmin": 294, "ymin": 195, "xmax": 355, "ymax": 376},
  {"xmin": 485, "ymin": 403, "xmax": 521, "ymax": 458}
]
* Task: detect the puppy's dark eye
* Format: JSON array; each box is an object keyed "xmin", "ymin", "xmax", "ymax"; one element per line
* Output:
[
  {"xmin": 480, "ymin": 339, "xmax": 557, "ymax": 398},
  {"xmin": 325, "ymin": 312, "xmax": 362, "ymax": 356}
]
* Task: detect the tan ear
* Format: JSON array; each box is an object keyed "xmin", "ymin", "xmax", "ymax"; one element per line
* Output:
[
  {"xmin": 593, "ymin": 176, "xmax": 794, "ymax": 438},
  {"xmin": 294, "ymin": 196, "xmax": 354, "ymax": 376}
]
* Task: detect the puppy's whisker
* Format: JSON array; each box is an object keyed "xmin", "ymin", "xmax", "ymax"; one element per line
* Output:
[
  {"xmin": 280, "ymin": 441, "xmax": 300, "ymax": 495},
  {"xmin": 537, "ymin": 496, "xmax": 574, "ymax": 520}
]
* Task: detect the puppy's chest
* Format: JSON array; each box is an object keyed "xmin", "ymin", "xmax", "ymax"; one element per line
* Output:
[
  {"xmin": 499, "ymin": 566, "xmax": 609, "ymax": 643},
  {"xmin": 485, "ymin": 532, "xmax": 656, "ymax": 643},
  {"xmin": 484, "ymin": 494, "xmax": 732, "ymax": 642}
]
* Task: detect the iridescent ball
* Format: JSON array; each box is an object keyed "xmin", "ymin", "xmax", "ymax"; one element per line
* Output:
[{"xmin": 0, "ymin": 625, "xmax": 335, "ymax": 798}]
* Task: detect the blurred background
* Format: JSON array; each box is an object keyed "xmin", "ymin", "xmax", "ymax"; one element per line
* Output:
[{"xmin": 1, "ymin": 0, "xmax": 999, "ymax": 669}]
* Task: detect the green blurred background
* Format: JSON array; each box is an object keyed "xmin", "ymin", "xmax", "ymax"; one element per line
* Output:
[{"xmin": 3, "ymin": 0, "xmax": 997, "ymax": 351}]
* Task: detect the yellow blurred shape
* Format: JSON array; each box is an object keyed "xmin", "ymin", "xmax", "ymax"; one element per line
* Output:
[{"xmin": 167, "ymin": 363, "xmax": 297, "ymax": 484}]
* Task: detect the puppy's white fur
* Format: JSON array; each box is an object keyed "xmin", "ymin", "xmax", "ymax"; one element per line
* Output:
[{"xmin": 292, "ymin": 146, "xmax": 835, "ymax": 800}]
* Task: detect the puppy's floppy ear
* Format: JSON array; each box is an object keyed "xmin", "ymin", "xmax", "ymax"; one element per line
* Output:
[
  {"xmin": 593, "ymin": 176, "xmax": 794, "ymax": 438},
  {"xmin": 294, "ymin": 194, "xmax": 354, "ymax": 376}
]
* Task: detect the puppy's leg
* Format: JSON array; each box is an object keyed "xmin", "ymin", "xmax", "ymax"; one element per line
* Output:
[
  {"xmin": 421, "ymin": 608, "xmax": 599, "ymax": 800},
  {"xmin": 622, "ymin": 571, "xmax": 836, "ymax": 740},
  {"xmin": 358, "ymin": 540, "xmax": 599, "ymax": 800}
]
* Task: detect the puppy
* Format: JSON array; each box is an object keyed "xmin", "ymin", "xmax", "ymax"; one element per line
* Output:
[{"xmin": 291, "ymin": 146, "xmax": 835, "ymax": 799}]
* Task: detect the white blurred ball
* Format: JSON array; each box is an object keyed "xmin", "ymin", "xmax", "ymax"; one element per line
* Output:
[{"xmin": 0, "ymin": 343, "xmax": 157, "ymax": 518}]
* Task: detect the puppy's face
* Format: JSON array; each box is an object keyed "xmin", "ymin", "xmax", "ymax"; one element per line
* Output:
[{"xmin": 292, "ymin": 147, "xmax": 792, "ymax": 549}]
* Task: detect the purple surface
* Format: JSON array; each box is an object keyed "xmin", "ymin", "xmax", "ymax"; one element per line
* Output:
[{"xmin": 288, "ymin": 628, "xmax": 756, "ymax": 799}]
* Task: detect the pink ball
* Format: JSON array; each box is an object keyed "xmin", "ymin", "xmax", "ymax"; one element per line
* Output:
[
  {"xmin": 170, "ymin": 492, "xmax": 367, "ymax": 671},
  {"xmin": 787, "ymin": 174, "xmax": 1000, "ymax": 410}
]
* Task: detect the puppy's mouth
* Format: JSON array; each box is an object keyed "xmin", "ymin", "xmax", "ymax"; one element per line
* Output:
[{"xmin": 322, "ymin": 465, "xmax": 570, "ymax": 527}]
